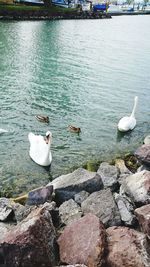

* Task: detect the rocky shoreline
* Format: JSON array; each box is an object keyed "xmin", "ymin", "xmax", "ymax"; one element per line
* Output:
[
  {"xmin": 0, "ymin": 136, "xmax": 150, "ymax": 267},
  {"xmin": 0, "ymin": 9, "xmax": 111, "ymax": 20}
]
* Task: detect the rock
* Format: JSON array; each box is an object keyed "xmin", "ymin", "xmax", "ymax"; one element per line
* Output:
[
  {"xmin": 114, "ymin": 193, "xmax": 136, "ymax": 226},
  {"xmin": 97, "ymin": 162, "xmax": 119, "ymax": 191},
  {"xmin": 120, "ymin": 170, "xmax": 150, "ymax": 205},
  {"xmin": 26, "ymin": 185, "xmax": 53, "ymax": 205},
  {"xmin": 0, "ymin": 198, "xmax": 14, "ymax": 221},
  {"xmin": 81, "ymin": 189, "xmax": 121, "ymax": 228},
  {"xmin": 0, "ymin": 203, "xmax": 57, "ymax": 267},
  {"xmin": 135, "ymin": 204, "xmax": 150, "ymax": 239},
  {"xmin": 115, "ymin": 159, "xmax": 131, "ymax": 175},
  {"xmin": 59, "ymin": 199, "xmax": 82, "ymax": 226},
  {"xmin": 144, "ymin": 135, "xmax": 150, "ymax": 145},
  {"xmin": 13, "ymin": 203, "xmax": 35, "ymax": 222},
  {"xmin": 135, "ymin": 144, "xmax": 150, "ymax": 166},
  {"xmin": 137, "ymin": 164, "xmax": 150, "ymax": 172},
  {"xmin": 74, "ymin": 191, "xmax": 90, "ymax": 205},
  {"xmin": 0, "ymin": 222, "xmax": 15, "ymax": 241},
  {"xmin": 58, "ymin": 213, "xmax": 106, "ymax": 267},
  {"xmin": 106, "ymin": 226, "xmax": 150, "ymax": 267},
  {"xmin": 48, "ymin": 168, "xmax": 103, "ymax": 204}
]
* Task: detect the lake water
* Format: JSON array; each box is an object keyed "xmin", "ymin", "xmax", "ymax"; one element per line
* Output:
[{"xmin": 0, "ymin": 15, "xmax": 150, "ymax": 196}]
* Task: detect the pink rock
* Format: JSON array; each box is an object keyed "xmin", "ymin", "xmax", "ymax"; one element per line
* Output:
[
  {"xmin": 135, "ymin": 204, "xmax": 150, "ymax": 239},
  {"xmin": 1, "ymin": 204, "xmax": 57, "ymax": 267},
  {"xmin": 106, "ymin": 226, "xmax": 150, "ymax": 267},
  {"xmin": 58, "ymin": 213, "xmax": 106, "ymax": 267}
]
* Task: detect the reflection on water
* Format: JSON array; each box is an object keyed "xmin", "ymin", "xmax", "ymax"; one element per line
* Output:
[{"xmin": 0, "ymin": 16, "xmax": 150, "ymax": 195}]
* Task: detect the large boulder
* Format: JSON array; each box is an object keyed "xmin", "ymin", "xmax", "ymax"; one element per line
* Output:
[
  {"xmin": 135, "ymin": 204, "xmax": 150, "ymax": 239},
  {"xmin": 57, "ymin": 213, "xmax": 106, "ymax": 267},
  {"xmin": 48, "ymin": 168, "xmax": 103, "ymax": 204},
  {"xmin": 135, "ymin": 144, "xmax": 150, "ymax": 166},
  {"xmin": 106, "ymin": 226, "xmax": 150, "ymax": 267},
  {"xmin": 0, "ymin": 203, "xmax": 57, "ymax": 267},
  {"xmin": 97, "ymin": 162, "xmax": 119, "ymax": 191},
  {"xmin": 120, "ymin": 170, "xmax": 150, "ymax": 205},
  {"xmin": 81, "ymin": 189, "xmax": 121, "ymax": 227}
]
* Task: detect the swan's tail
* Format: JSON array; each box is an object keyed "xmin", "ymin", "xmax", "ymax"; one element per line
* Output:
[{"xmin": 130, "ymin": 96, "xmax": 138, "ymax": 118}]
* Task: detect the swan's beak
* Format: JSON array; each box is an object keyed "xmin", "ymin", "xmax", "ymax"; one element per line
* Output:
[{"xmin": 45, "ymin": 132, "xmax": 52, "ymax": 144}]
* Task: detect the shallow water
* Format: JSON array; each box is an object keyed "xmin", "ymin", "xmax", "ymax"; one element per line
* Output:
[{"xmin": 0, "ymin": 16, "xmax": 150, "ymax": 195}]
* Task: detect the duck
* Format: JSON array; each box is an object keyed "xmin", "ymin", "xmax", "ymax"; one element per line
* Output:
[
  {"xmin": 68, "ymin": 125, "xmax": 81, "ymax": 133},
  {"xmin": 118, "ymin": 96, "xmax": 138, "ymax": 132},
  {"xmin": 35, "ymin": 115, "xmax": 49, "ymax": 123},
  {"xmin": 28, "ymin": 131, "xmax": 52, "ymax": 167}
]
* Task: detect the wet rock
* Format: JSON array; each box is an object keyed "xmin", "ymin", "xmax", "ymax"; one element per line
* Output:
[
  {"xmin": 144, "ymin": 135, "xmax": 150, "ymax": 145},
  {"xmin": 81, "ymin": 189, "xmax": 121, "ymax": 227},
  {"xmin": 114, "ymin": 193, "xmax": 136, "ymax": 226},
  {"xmin": 58, "ymin": 213, "xmax": 106, "ymax": 267},
  {"xmin": 59, "ymin": 199, "xmax": 82, "ymax": 226},
  {"xmin": 135, "ymin": 144, "xmax": 150, "ymax": 166},
  {"xmin": 120, "ymin": 170, "xmax": 150, "ymax": 205},
  {"xmin": 115, "ymin": 159, "xmax": 131, "ymax": 175},
  {"xmin": 48, "ymin": 168, "xmax": 103, "ymax": 204},
  {"xmin": 0, "ymin": 203, "xmax": 57, "ymax": 267},
  {"xmin": 26, "ymin": 185, "xmax": 53, "ymax": 205},
  {"xmin": 74, "ymin": 191, "xmax": 90, "ymax": 205},
  {"xmin": 135, "ymin": 204, "xmax": 150, "ymax": 239},
  {"xmin": 106, "ymin": 226, "xmax": 150, "ymax": 267},
  {"xmin": 97, "ymin": 162, "xmax": 119, "ymax": 191},
  {"xmin": 0, "ymin": 198, "xmax": 14, "ymax": 221}
]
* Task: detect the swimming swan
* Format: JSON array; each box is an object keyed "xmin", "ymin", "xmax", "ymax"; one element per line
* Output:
[
  {"xmin": 118, "ymin": 96, "xmax": 138, "ymax": 132},
  {"xmin": 0, "ymin": 128, "xmax": 8, "ymax": 134},
  {"xmin": 28, "ymin": 131, "xmax": 52, "ymax": 166}
]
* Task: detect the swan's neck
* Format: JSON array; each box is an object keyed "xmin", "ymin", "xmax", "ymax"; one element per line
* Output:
[{"xmin": 130, "ymin": 96, "xmax": 138, "ymax": 118}]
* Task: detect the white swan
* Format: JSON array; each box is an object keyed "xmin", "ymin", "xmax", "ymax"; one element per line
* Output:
[
  {"xmin": 118, "ymin": 96, "xmax": 138, "ymax": 132},
  {"xmin": 0, "ymin": 128, "xmax": 8, "ymax": 134},
  {"xmin": 28, "ymin": 131, "xmax": 52, "ymax": 167}
]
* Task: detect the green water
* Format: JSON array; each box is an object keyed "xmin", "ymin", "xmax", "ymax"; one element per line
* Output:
[{"xmin": 0, "ymin": 16, "xmax": 150, "ymax": 195}]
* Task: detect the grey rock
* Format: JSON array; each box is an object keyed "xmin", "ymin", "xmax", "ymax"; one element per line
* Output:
[
  {"xmin": 0, "ymin": 222, "xmax": 15, "ymax": 241},
  {"xmin": 59, "ymin": 199, "xmax": 82, "ymax": 226},
  {"xmin": 48, "ymin": 168, "xmax": 103, "ymax": 204},
  {"xmin": 81, "ymin": 189, "xmax": 121, "ymax": 228},
  {"xmin": 26, "ymin": 185, "xmax": 53, "ymax": 205},
  {"xmin": 97, "ymin": 162, "xmax": 119, "ymax": 191},
  {"xmin": 120, "ymin": 170, "xmax": 150, "ymax": 205},
  {"xmin": 114, "ymin": 193, "xmax": 136, "ymax": 226},
  {"xmin": 74, "ymin": 191, "xmax": 90, "ymax": 205},
  {"xmin": 0, "ymin": 198, "xmax": 14, "ymax": 222}
]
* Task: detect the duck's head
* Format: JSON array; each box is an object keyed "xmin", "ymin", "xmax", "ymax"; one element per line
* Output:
[{"xmin": 45, "ymin": 131, "xmax": 52, "ymax": 144}]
